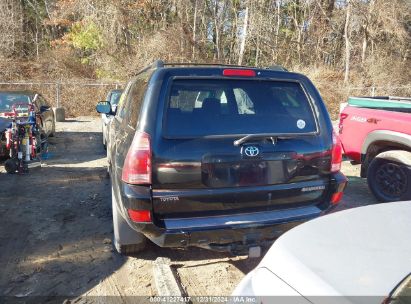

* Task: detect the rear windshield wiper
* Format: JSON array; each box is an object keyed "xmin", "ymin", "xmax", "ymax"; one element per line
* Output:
[{"xmin": 233, "ymin": 133, "xmax": 299, "ymax": 146}]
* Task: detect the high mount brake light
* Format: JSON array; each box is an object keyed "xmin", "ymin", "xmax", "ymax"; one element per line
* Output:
[
  {"xmin": 122, "ymin": 132, "xmax": 152, "ymax": 184},
  {"xmin": 331, "ymin": 131, "xmax": 343, "ymax": 173},
  {"xmin": 223, "ymin": 69, "xmax": 256, "ymax": 77}
]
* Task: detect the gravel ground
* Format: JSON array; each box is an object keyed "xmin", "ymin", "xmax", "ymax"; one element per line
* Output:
[{"xmin": 0, "ymin": 117, "xmax": 378, "ymax": 301}]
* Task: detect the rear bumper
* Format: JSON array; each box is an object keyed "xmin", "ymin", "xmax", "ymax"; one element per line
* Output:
[
  {"xmin": 120, "ymin": 172, "xmax": 347, "ymax": 251},
  {"xmin": 143, "ymin": 206, "xmax": 320, "ymax": 251}
]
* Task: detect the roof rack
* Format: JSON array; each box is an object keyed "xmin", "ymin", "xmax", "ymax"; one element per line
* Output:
[
  {"xmin": 133, "ymin": 60, "xmax": 165, "ymax": 76},
  {"xmin": 266, "ymin": 65, "xmax": 288, "ymax": 72},
  {"xmin": 163, "ymin": 62, "xmax": 251, "ymax": 68},
  {"xmin": 134, "ymin": 60, "xmax": 288, "ymax": 75}
]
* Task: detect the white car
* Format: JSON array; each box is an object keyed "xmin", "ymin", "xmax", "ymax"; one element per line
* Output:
[
  {"xmin": 101, "ymin": 89, "xmax": 122, "ymax": 149},
  {"xmin": 233, "ymin": 201, "xmax": 411, "ymax": 304}
]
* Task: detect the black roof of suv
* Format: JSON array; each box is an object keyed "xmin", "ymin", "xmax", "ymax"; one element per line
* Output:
[{"xmin": 98, "ymin": 60, "xmax": 348, "ymax": 255}]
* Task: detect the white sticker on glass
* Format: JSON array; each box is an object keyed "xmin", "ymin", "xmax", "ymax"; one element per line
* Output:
[{"xmin": 297, "ymin": 119, "xmax": 306, "ymax": 129}]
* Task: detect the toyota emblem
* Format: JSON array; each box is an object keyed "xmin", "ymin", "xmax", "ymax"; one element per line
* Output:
[{"xmin": 244, "ymin": 146, "xmax": 260, "ymax": 157}]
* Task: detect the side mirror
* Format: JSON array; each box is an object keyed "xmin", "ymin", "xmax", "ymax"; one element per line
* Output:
[{"xmin": 96, "ymin": 101, "xmax": 112, "ymax": 114}]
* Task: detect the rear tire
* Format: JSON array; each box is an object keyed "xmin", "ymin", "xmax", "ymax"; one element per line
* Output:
[
  {"xmin": 367, "ymin": 155, "xmax": 410, "ymax": 202},
  {"xmin": 5, "ymin": 159, "xmax": 18, "ymax": 174},
  {"xmin": 49, "ymin": 122, "xmax": 56, "ymax": 137},
  {"xmin": 111, "ymin": 183, "xmax": 146, "ymax": 254}
]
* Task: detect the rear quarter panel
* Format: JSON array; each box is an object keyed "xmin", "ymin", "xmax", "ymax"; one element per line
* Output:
[{"xmin": 339, "ymin": 106, "xmax": 411, "ymax": 162}]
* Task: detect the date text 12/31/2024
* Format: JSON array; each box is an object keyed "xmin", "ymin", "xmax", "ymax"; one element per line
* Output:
[{"xmin": 149, "ymin": 296, "xmax": 257, "ymax": 303}]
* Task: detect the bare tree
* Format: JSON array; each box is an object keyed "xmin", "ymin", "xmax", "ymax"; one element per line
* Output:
[
  {"xmin": 0, "ymin": 0, "xmax": 23, "ymax": 57},
  {"xmin": 344, "ymin": 0, "xmax": 351, "ymax": 83},
  {"xmin": 192, "ymin": 0, "xmax": 198, "ymax": 59},
  {"xmin": 238, "ymin": 5, "xmax": 249, "ymax": 65},
  {"xmin": 0, "ymin": 0, "xmax": 409, "ymax": 99}
]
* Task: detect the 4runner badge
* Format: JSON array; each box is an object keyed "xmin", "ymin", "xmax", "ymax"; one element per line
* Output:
[{"xmin": 301, "ymin": 186, "xmax": 326, "ymax": 192}]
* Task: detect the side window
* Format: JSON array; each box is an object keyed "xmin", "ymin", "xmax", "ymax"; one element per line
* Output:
[
  {"xmin": 105, "ymin": 92, "xmax": 112, "ymax": 102},
  {"xmin": 111, "ymin": 92, "xmax": 122, "ymax": 105},
  {"xmin": 171, "ymin": 89, "xmax": 229, "ymax": 113},
  {"xmin": 272, "ymin": 87, "xmax": 304, "ymax": 108},
  {"xmin": 268, "ymin": 84, "xmax": 313, "ymax": 120},
  {"xmin": 126, "ymin": 73, "xmax": 150, "ymax": 128},
  {"xmin": 117, "ymin": 81, "xmax": 133, "ymax": 119},
  {"xmin": 170, "ymin": 90, "xmax": 198, "ymax": 112}
]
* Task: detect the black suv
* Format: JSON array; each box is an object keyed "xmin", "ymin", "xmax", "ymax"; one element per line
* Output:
[{"xmin": 96, "ymin": 61, "xmax": 347, "ymax": 255}]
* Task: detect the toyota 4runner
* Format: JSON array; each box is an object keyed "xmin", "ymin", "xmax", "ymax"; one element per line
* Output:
[{"xmin": 96, "ymin": 61, "xmax": 347, "ymax": 255}]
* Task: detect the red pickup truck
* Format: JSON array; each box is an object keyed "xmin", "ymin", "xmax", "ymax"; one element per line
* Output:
[{"xmin": 339, "ymin": 96, "xmax": 411, "ymax": 202}]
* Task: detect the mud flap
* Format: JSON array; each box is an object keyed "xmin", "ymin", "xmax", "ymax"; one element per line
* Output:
[
  {"xmin": 248, "ymin": 246, "xmax": 261, "ymax": 258},
  {"xmin": 112, "ymin": 185, "xmax": 146, "ymax": 247},
  {"xmin": 5, "ymin": 159, "xmax": 18, "ymax": 174}
]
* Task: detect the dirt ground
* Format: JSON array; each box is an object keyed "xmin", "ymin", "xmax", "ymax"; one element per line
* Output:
[{"xmin": 0, "ymin": 117, "xmax": 378, "ymax": 301}]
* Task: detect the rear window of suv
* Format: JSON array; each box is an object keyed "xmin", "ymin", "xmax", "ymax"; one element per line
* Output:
[{"xmin": 164, "ymin": 79, "xmax": 317, "ymax": 138}]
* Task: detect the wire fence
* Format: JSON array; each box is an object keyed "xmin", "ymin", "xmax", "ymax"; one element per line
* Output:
[
  {"xmin": 0, "ymin": 80, "xmax": 409, "ymax": 117},
  {"xmin": 346, "ymin": 85, "xmax": 411, "ymax": 98}
]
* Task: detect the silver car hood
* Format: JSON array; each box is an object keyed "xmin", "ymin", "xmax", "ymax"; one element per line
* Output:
[{"xmin": 258, "ymin": 201, "xmax": 411, "ymax": 298}]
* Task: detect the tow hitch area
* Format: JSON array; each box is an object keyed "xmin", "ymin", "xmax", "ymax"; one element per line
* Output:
[
  {"xmin": 207, "ymin": 241, "xmax": 272, "ymax": 258},
  {"xmin": 248, "ymin": 246, "xmax": 261, "ymax": 258}
]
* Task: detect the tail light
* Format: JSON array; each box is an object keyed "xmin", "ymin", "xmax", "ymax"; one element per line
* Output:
[
  {"xmin": 338, "ymin": 113, "xmax": 348, "ymax": 134},
  {"xmin": 122, "ymin": 132, "xmax": 151, "ymax": 184},
  {"xmin": 5, "ymin": 130, "xmax": 11, "ymax": 149},
  {"xmin": 331, "ymin": 192, "xmax": 343, "ymax": 205},
  {"xmin": 331, "ymin": 131, "xmax": 343, "ymax": 172},
  {"xmin": 127, "ymin": 209, "xmax": 152, "ymax": 223}
]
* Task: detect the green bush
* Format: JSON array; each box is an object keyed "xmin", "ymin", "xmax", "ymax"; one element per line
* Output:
[{"xmin": 66, "ymin": 19, "xmax": 103, "ymax": 66}]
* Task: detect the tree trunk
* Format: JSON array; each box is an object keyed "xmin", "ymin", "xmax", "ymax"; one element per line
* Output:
[
  {"xmin": 344, "ymin": 0, "xmax": 351, "ymax": 84},
  {"xmin": 238, "ymin": 6, "xmax": 249, "ymax": 65},
  {"xmin": 192, "ymin": 0, "xmax": 197, "ymax": 60},
  {"xmin": 228, "ymin": 4, "xmax": 238, "ymax": 64},
  {"xmin": 293, "ymin": 3, "xmax": 302, "ymax": 65},
  {"xmin": 255, "ymin": 36, "xmax": 260, "ymax": 66},
  {"xmin": 211, "ymin": 1, "xmax": 221, "ymax": 60},
  {"xmin": 361, "ymin": 0, "xmax": 373, "ymax": 64},
  {"xmin": 275, "ymin": 0, "xmax": 281, "ymax": 62},
  {"xmin": 361, "ymin": 33, "xmax": 367, "ymax": 63},
  {"xmin": 35, "ymin": 19, "xmax": 39, "ymax": 59}
]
